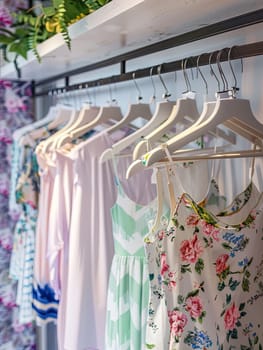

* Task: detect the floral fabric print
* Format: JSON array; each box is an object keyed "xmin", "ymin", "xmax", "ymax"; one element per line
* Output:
[
  {"xmin": 0, "ymin": 79, "xmax": 35, "ymax": 349},
  {"xmin": 145, "ymin": 182, "xmax": 263, "ymax": 349}
]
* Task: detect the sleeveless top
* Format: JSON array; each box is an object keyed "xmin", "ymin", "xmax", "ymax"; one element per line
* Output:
[
  {"xmin": 145, "ymin": 176, "xmax": 263, "ymax": 349},
  {"xmin": 105, "ymin": 155, "xmax": 157, "ymax": 350},
  {"xmin": 144, "ymin": 160, "xmax": 227, "ymax": 349}
]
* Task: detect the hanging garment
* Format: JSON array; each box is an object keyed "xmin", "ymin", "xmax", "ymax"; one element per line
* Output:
[
  {"xmin": 0, "ymin": 79, "xmax": 36, "ymax": 349},
  {"xmin": 105, "ymin": 155, "xmax": 157, "ymax": 350},
  {"xmin": 47, "ymin": 149, "xmax": 75, "ymax": 350},
  {"xmin": 144, "ymin": 160, "xmax": 226, "ymax": 348},
  {"xmin": 64, "ymin": 130, "xmax": 116, "ymax": 350},
  {"xmin": 32, "ymin": 150, "xmax": 59, "ymax": 324},
  {"xmin": 145, "ymin": 175, "xmax": 263, "ymax": 349}
]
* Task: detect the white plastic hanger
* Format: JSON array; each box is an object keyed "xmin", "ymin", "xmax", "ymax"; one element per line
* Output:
[
  {"xmin": 143, "ymin": 92, "xmax": 263, "ymax": 167},
  {"xmin": 20, "ymin": 104, "xmax": 74, "ymax": 146},
  {"xmin": 132, "ymin": 57, "xmax": 236, "ymax": 160},
  {"xmin": 100, "ymin": 71, "xmax": 159, "ymax": 162},
  {"xmin": 70, "ymin": 105, "xmax": 123, "ymax": 139},
  {"xmin": 37, "ymin": 88, "xmax": 84, "ymax": 152},
  {"xmin": 100, "ymin": 67, "xmax": 178, "ymax": 163},
  {"xmin": 55, "ymin": 83, "xmax": 124, "ymax": 148},
  {"xmin": 14, "ymin": 105, "xmax": 57, "ymax": 142},
  {"xmin": 127, "ymin": 48, "xmax": 263, "ymax": 172}
]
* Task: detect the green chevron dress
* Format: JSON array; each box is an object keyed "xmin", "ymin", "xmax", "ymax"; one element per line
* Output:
[{"xmin": 105, "ymin": 170, "xmax": 157, "ymax": 350}]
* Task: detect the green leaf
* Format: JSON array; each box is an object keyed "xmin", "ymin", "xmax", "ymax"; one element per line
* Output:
[
  {"xmin": 172, "ymin": 218, "xmax": 179, "ymax": 227},
  {"xmin": 218, "ymin": 281, "xmax": 226, "ymax": 291},
  {"xmin": 227, "ymin": 330, "xmax": 231, "ymax": 342},
  {"xmin": 254, "ymin": 336, "xmax": 259, "ymax": 345},
  {"xmin": 0, "ymin": 35, "xmax": 14, "ymax": 45},
  {"xmin": 181, "ymin": 264, "xmax": 191, "ymax": 274},
  {"xmin": 146, "ymin": 344, "xmax": 155, "ymax": 349},
  {"xmin": 229, "ymin": 278, "xmax": 240, "ymax": 291},
  {"xmin": 231, "ymin": 328, "xmax": 238, "ymax": 339},
  {"xmin": 186, "ymin": 289, "xmax": 199, "ymax": 299},
  {"xmin": 14, "ymin": 28, "xmax": 28, "ymax": 37},
  {"xmin": 236, "ymin": 320, "xmax": 241, "ymax": 327},
  {"xmin": 226, "ymin": 294, "xmax": 231, "ymax": 304},
  {"xmin": 177, "ymin": 295, "xmax": 184, "ymax": 304},
  {"xmin": 195, "ymin": 258, "xmax": 204, "ymax": 274},
  {"xmin": 8, "ymin": 41, "xmax": 28, "ymax": 59},
  {"xmin": 239, "ymin": 302, "xmax": 245, "ymax": 311},
  {"xmin": 43, "ymin": 6, "xmax": 56, "ymax": 17},
  {"xmin": 53, "ymin": 0, "xmax": 62, "ymax": 8},
  {"xmin": 242, "ymin": 278, "xmax": 250, "ymax": 292},
  {"xmin": 222, "ymin": 242, "xmax": 232, "ymax": 250},
  {"xmin": 245, "ymin": 270, "xmax": 251, "ymax": 278}
]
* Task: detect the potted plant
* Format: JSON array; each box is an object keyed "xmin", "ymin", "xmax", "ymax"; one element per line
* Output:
[{"xmin": 0, "ymin": 0, "xmax": 111, "ymax": 76}]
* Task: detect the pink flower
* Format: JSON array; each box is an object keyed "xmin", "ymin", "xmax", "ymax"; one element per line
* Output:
[
  {"xmin": 160, "ymin": 253, "xmax": 169, "ymax": 276},
  {"xmin": 224, "ymin": 303, "xmax": 240, "ymax": 330},
  {"xmin": 168, "ymin": 309, "xmax": 188, "ymax": 337},
  {"xmin": 180, "ymin": 234, "xmax": 203, "ymax": 264},
  {"xmin": 186, "ymin": 214, "xmax": 200, "ymax": 226},
  {"xmin": 0, "ymin": 7, "xmax": 12, "ymax": 27},
  {"xmin": 201, "ymin": 220, "xmax": 220, "ymax": 241},
  {"xmin": 168, "ymin": 280, "xmax": 177, "ymax": 289},
  {"xmin": 12, "ymin": 320, "xmax": 26, "ymax": 333},
  {"xmin": 216, "ymin": 254, "xmax": 229, "ymax": 274},
  {"xmin": 185, "ymin": 296, "xmax": 203, "ymax": 319},
  {"xmin": 158, "ymin": 230, "xmax": 165, "ymax": 240},
  {"xmin": 0, "ymin": 80, "xmax": 11, "ymax": 87}
]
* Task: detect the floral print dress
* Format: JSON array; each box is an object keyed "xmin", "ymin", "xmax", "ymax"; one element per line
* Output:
[
  {"xmin": 0, "ymin": 79, "xmax": 35, "ymax": 349},
  {"xmin": 145, "ymin": 181, "xmax": 263, "ymax": 350}
]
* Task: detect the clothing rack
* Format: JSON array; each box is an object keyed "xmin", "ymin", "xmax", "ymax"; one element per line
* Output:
[
  {"xmin": 33, "ymin": 8, "xmax": 263, "ymax": 97},
  {"xmin": 35, "ymin": 41, "xmax": 263, "ymax": 98}
]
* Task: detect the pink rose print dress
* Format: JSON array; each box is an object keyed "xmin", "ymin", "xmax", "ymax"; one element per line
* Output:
[{"xmin": 145, "ymin": 179, "xmax": 263, "ymax": 350}]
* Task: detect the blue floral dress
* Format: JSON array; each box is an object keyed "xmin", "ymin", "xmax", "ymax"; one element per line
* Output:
[{"xmin": 145, "ymin": 181, "xmax": 263, "ymax": 349}]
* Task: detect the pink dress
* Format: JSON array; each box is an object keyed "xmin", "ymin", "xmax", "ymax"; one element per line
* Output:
[
  {"xmin": 33, "ymin": 152, "xmax": 59, "ymax": 324},
  {"xmin": 63, "ymin": 131, "xmax": 116, "ymax": 350},
  {"xmin": 46, "ymin": 149, "xmax": 75, "ymax": 350}
]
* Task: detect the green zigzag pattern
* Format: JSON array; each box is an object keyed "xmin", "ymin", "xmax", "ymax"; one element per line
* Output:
[{"xmin": 107, "ymin": 189, "xmax": 154, "ymax": 349}]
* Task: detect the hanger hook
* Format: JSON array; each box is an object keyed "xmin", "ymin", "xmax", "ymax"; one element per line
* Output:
[
  {"xmin": 216, "ymin": 49, "xmax": 229, "ymax": 91},
  {"xmin": 227, "ymin": 46, "xmax": 242, "ymax": 94},
  {"xmin": 196, "ymin": 54, "xmax": 208, "ymax": 95},
  {"xmin": 182, "ymin": 58, "xmax": 191, "ymax": 92},
  {"xmin": 108, "ymin": 82, "xmax": 116, "ymax": 105},
  {"xmin": 209, "ymin": 51, "xmax": 220, "ymax": 91},
  {"xmin": 149, "ymin": 67, "xmax": 156, "ymax": 102},
  {"xmin": 84, "ymin": 83, "xmax": 92, "ymax": 105},
  {"xmin": 132, "ymin": 72, "xmax": 143, "ymax": 101},
  {"xmin": 157, "ymin": 64, "xmax": 171, "ymax": 99}
]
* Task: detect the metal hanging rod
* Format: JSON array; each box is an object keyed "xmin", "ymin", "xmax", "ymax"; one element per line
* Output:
[
  {"xmin": 35, "ymin": 41, "xmax": 263, "ymax": 97},
  {"xmin": 34, "ymin": 8, "xmax": 263, "ymax": 88}
]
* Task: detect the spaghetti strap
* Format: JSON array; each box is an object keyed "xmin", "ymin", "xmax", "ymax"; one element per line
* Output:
[
  {"xmin": 250, "ymin": 143, "xmax": 257, "ymax": 180},
  {"xmin": 159, "ymin": 144, "xmax": 177, "ymax": 213}
]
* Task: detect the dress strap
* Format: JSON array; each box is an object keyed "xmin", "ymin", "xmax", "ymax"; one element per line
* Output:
[
  {"xmin": 160, "ymin": 144, "xmax": 177, "ymax": 214},
  {"xmin": 111, "ymin": 151, "xmax": 124, "ymax": 195},
  {"xmin": 149, "ymin": 168, "xmax": 164, "ymax": 233},
  {"xmin": 250, "ymin": 143, "xmax": 257, "ymax": 180}
]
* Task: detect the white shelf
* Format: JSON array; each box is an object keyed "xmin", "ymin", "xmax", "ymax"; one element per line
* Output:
[{"xmin": 0, "ymin": 0, "xmax": 262, "ymax": 81}]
